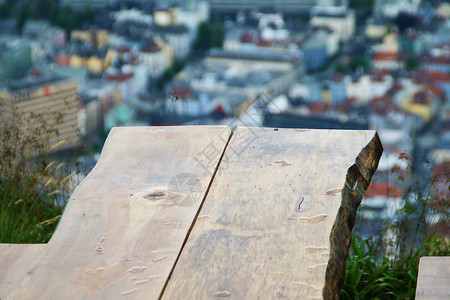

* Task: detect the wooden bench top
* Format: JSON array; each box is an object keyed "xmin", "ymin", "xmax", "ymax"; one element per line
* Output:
[
  {"xmin": 0, "ymin": 126, "xmax": 382, "ymax": 299},
  {"xmin": 416, "ymin": 256, "xmax": 450, "ymax": 300}
]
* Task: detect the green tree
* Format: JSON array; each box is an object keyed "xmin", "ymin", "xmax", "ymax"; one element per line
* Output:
[
  {"xmin": 82, "ymin": 4, "xmax": 95, "ymax": 23},
  {"xmin": 195, "ymin": 22, "xmax": 224, "ymax": 52},
  {"xmin": 17, "ymin": 3, "xmax": 28, "ymax": 32},
  {"xmin": 195, "ymin": 22, "xmax": 211, "ymax": 51},
  {"xmin": 348, "ymin": 56, "xmax": 371, "ymax": 73},
  {"xmin": 17, "ymin": 3, "xmax": 38, "ymax": 34},
  {"xmin": 350, "ymin": 0, "xmax": 374, "ymax": 9},
  {"xmin": 405, "ymin": 56, "xmax": 419, "ymax": 70},
  {"xmin": 156, "ymin": 60, "xmax": 186, "ymax": 91},
  {"xmin": 395, "ymin": 12, "xmax": 419, "ymax": 33},
  {"xmin": 336, "ymin": 63, "xmax": 347, "ymax": 74},
  {"xmin": 210, "ymin": 23, "xmax": 224, "ymax": 48},
  {"xmin": 56, "ymin": 5, "xmax": 78, "ymax": 36},
  {"xmin": 0, "ymin": 1, "xmax": 13, "ymax": 18},
  {"xmin": 49, "ymin": 3, "xmax": 59, "ymax": 25},
  {"xmin": 37, "ymin": 0, "xmax": 52, "ymax": 19}
]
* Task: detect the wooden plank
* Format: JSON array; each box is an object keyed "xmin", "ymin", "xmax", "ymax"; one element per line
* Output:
[
  {"xmin": 416, "ymin": 256, "xmax": 450, "ymax": 300},
  {"xmin": 162, "ymin": 127, "xmax": 382, "ymax": 299},
  {"xmin": 3, "ymin": 126, "xmax": 231, "ymax": 299},
  {"xmin": 0, "ymin": 244, "xmax": 46, "ymax": 297}
]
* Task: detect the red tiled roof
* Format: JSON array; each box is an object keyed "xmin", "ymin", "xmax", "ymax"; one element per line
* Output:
[
  {"xmin": 106, "ymin": 72, "xmax": 133, "ymax": 82},
  {"xmin": 432, "ymin": 161, "xmax": 450, "ymax": 182},
  {"xmin": 365, "ymin": 182, "xmax": 404, "ymax": 198},
  {"xmin": 383, "ymin": 147, "xmax": 410, "ymax": 161},
  {"xmin": 240, "ymin": 32, "xmax": 256, "ymax": 44},
  {"xmin": 426, "ymin": 84, "xmax": 445, "ymax": 99},
  {"xmin": 169, "ymin": 87, "xmax": 191, "ymax": 101},
  {"xmin": 428, "ymin": 71, "xmax": 450, "ymax": 82},
  {"xmin": 308, "ymin": 102, "xmax": 329, "ymax": 114},
  {"xmin": 257, "ymin": 38, "xmax": 272, "ymax": 47},
  {"xmin": 333, "ymin": 73, "xmax": 345, "ymax": 82},
  {"xmin": 373, "ymin": 51, "xmax": 399, "ymax": 61},
  {"xmin": 117, "ymin": 46, "xmax": 131, "ymax": 54},
  {"xmin": 418, "ymin": 55, "xmax": 450, "ymax": 65},
  {"xmin": 412, "ymin": 90, "xmax": 430, "ymax": 105},
  {"xmin": 370, "ymin": 70, "xmax": 389, "ymax": 82},
  {"xmin": 333, "ymin": 101, "xmax": 352, "ymax": 114},
  {"xmin": 126, "ymin": 54, "xmax": 141, "ymax": 65},
  {"xmin": 370, "ymin": 95, "xmax": 392, "ymax": 115},
  {"xmin": 141, "ymin": 40, "xmax": 161, "ymax": 53}
]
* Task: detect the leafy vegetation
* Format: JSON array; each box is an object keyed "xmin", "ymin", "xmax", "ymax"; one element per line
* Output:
[
  {"xmin": 194, "ymin": 21, "xmax": 224, "ymax": 52},
  {"xmin": 156, "ymin": 60, "xmax": 186, "ymax": 91},
  {"xmin": 349, "ymin": 0, "xmax": 375, "ymax": 9},
  {"xmin": 394, "ymin": 12, "xmax": 420, "ymax": 33},
  {"xmin": 342, "ymin": 171, "xmax": 449, "ymax": 298},
  {"xmin": 0, "ymin": 105, "xmax": 75, "ymax": 243},
  {"xmin": 337, "ymin": 56, "xmax": 372, "ymax": 74},
  {"xmin": 342, "ymin": 233, "xmax": 449, "ymax": 299},
  {"xmin": 10, "ymin": 0, "xmax": 90, "ymax": 36},
  {"xmin": 0, "ymin": 1, "xmax": 13, "ymax": 18},
  {"xmin": 405, "ymin": 56, "xmax": 419, "ymax": 70}
]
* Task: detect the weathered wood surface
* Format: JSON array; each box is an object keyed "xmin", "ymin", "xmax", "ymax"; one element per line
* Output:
[
  {"xmin": 416, "ymin": 256, "xmax": 450, "ymax": 300},
  {"xmin": 162, "ymin": 127, "xmax": 382, "ymax": 299},
  {"xmin": 0, "ymin": 244, "xmax": 46, "ymax": 293},
  {"xmin": 0, "ymin": 126, "xmax": 382, "ymax": 300},
  {"xmin": 1, "ymin": 126, "xmax": 231, "ymax": 299}
]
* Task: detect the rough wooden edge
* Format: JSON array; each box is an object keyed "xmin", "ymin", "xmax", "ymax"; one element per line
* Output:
[{"xmin": 323, "ymin": 132, "xmax": 383, "ymax": 299}]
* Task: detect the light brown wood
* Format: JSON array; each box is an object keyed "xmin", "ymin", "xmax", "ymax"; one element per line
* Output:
[
  {"xmin": 2, "ymin": 126, "xmax": 231, "ymax": 299},
  {"xmin": 162, "ymin": 127, "xmax": 382, "ymax": 299},
  {"xmin": 1, "ymin": 126, "xmax": 382, "ymax": 299},
  {"xmin": 0, "ymin": 244, "xmax": 46, "ymax": 295},
  {"xmin": 416, "ymin": 256, "xmax": 450, "ymax": 300}
]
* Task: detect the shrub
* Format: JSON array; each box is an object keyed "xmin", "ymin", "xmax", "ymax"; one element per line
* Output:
[
  {"xmin": 342, "ymin": 171, "xmax": 449, "ymax": 298},
  {"xmin": 0, "ymin": 105, "xmax": 74, "ymax": 243}
]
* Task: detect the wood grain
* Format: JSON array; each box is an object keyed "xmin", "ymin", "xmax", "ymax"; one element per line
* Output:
[
  {"xmin": 2, "ymin": 126, "xmax": 231, "ymax": 299},
  {"xmin": 162, "ymin": 127, "xmax": 382, "ymax": 300},
  {"xmin": 0, "ymin": 244, "xmax": 46, "ymax": 296},
  {"xmin": 416, "ymin": 256, "xmax": 450, "ymax": 300}
]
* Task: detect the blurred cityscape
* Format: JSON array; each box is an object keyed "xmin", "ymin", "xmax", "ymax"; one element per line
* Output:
[{"xmin": 0, "ymin": 0, "xmax": 448, "ymax": 242}]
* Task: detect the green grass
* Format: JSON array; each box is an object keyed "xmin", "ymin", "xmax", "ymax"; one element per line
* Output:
[
  {"xmin": 0, "ymin": 105, "xmax": 71, "ymax": 243},
  {"xmin": 342, "ymin": 236, "xmax": 417, "ymax": 299},
  {"xmin": 341, "ymin": 231, "xmax": 449, "ymax": 299},
  {"xmin": 0, "ymin": 177, "xmax": 63, "ymax": 243}
]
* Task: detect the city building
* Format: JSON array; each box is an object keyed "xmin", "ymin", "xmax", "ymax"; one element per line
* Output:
[
  {"xmin": 140, "ymin": 37, "xmax": 174, "ymax": 78},
  {"xmin": 302, "ymin": 35, "xmax": 328, "ymax": 72},
  {"xmin": 0, "ymin": 71, "xmax": 80, "ymax": 152},
  {"xmin": 22, "ymin": 20, "xmax": 66, "ymax": 47},
  {"xmin": 59, "ymin": 0, "xmax": 111, "ymax": 10},
  {"xmin": 378, "ymin": 0, "xmax": 422, "ymax": 18},
  {"xmin": 207, "ymin": 0, "xmax": 342, "ymax": 13},
  {"xmin": 310, "ymin": 6, "xmax": 355, "ymax": 40},
  {"xmin": 69, "ymin": 28, "xmax": 117, "ymax": 75},
  {"xmin": 149, "ymin": 24, "xmax": 190, "ymax": 59}
]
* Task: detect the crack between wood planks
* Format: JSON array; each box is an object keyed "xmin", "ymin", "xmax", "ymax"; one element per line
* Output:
[{"xmin": 158, "ymin": 127, "xmax": 234, "ymax": 300}]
